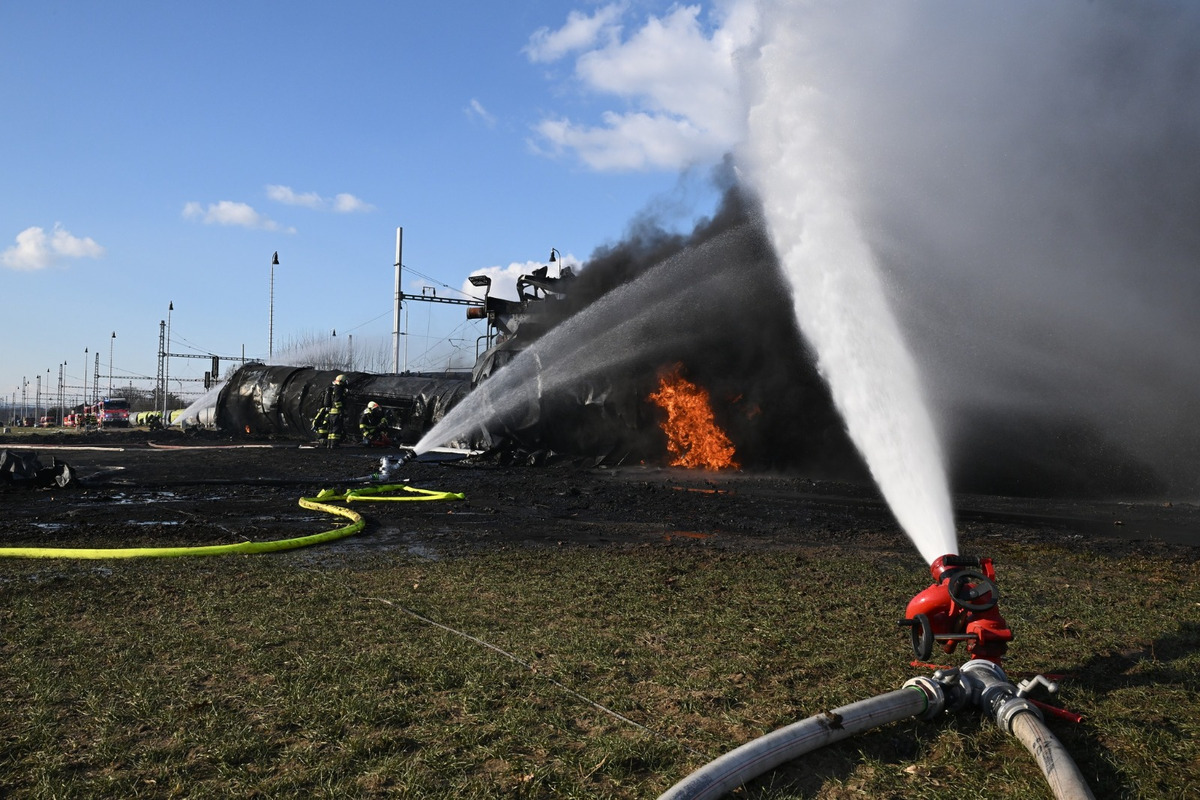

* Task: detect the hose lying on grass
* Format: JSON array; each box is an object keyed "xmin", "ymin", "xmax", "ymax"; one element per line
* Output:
[
  {"xmin": 0, "ymin": 483, "xmax": 464, "ymax": 559},
  {"xmin": 657, "ymin": 685, "xmax": 933, "ymax": 800}
]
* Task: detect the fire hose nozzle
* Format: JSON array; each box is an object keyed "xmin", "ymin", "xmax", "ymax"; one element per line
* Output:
[
  {"xmin": 372, "ymin": 451, "xmax": 416, "ymax": 482},
  {"xmin": 903, "ymin": 554, "xmax": 1012, "ymax": 663},
  {"xmin": 930, "ymin": 553, "xmax": 992, "ymax": 581}
]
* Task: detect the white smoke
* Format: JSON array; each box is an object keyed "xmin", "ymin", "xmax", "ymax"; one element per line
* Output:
[{"xmin": 741, "ymin": 1, "xmax": 1200, "ymax": 492}]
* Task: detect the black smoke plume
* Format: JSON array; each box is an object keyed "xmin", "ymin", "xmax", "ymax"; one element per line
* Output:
[{"xmin": 553, "ymin": 156, "xmax": 1167, "ymax": 496}]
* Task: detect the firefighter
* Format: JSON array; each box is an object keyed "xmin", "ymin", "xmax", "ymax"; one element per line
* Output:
[
  {"xmin": 358, "ymin": 401, "xmax": 393, "ymax": 446},
  {"xmin": 315, "ymin": 374, "xmax": 347, "ymax": 448}
]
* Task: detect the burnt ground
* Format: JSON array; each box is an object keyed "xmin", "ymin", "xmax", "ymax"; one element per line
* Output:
[{"xmin": 1, "ymin": 428, "xmax": 1196, "ymax": 564}]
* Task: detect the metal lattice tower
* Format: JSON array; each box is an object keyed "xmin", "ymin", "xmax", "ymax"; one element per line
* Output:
[{"xmin": 155, "ymin": 319, "xmax": 165, "ymax": 411}]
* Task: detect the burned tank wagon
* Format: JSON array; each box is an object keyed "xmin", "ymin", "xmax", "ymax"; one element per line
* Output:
[
  {"xmin": 211, "ymin": 263, "xmax": 665, "ymax": 459},
  {"xmin": 209, "ymin": 210, "xmax": 865, "ymax": 471},
  {"xmin": 215, "ymin": 365, "xmax": 471, "ymax": 445}
]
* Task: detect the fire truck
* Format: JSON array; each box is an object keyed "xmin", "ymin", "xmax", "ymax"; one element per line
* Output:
[{"xmin": 94, "ymin": 398, "xmax": 131, "ymax": 427}]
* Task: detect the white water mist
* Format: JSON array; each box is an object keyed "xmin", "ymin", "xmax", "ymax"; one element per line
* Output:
[
  {"xmin": 415, "ymin": 230, "xmax": 752, "ymax": 456},
  {"xmin": 738, "ymin": 12, "xmax": 957, "ymax": 564}
]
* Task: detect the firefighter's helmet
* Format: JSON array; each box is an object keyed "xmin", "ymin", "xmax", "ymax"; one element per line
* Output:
[
  {"xmin": 367, "ymin": 401, "xmax": 378, "ymax": 410},
  {"xmin": 334, "ymin": 374, "xmax": 346, "ymax": 384}
]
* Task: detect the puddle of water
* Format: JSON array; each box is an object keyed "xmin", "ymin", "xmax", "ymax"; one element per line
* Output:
[
  {"xmin": 96, "ymin": 491, "xmax": 181, "ymax": 505},
  {"xmin": 406, "ymin": 542, "xmax": 441, "ymax": 560},
  {"xmin": 323, "ymin": 526, "xmax": 446, "ymax": 560}
]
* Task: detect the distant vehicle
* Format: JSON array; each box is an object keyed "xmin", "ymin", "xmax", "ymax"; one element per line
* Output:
[
  {"xmin": 65, "ymin": 407, "xmax": 96, "ymax": 428},
  {"xmin": 37, "ymin": 415, "xmax": 58, "ymax": 428},
  {"xmin": 95, "ymin": 398, "xmax": 131, "ymax": 427}
]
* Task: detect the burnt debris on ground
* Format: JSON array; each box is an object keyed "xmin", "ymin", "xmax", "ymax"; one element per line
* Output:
[{"xmin": 0, "ymin": 430, "xmax": 1195, "ymax": 562}]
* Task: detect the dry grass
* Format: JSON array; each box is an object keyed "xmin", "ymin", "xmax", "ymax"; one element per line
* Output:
[{"xmin": 1, "ymin": 540, "xmax": 1197, "ymax": 798}]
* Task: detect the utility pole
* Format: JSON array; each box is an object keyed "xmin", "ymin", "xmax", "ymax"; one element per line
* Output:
[
  {"xmin": 155, "ymin": 321, "xmax": 165, "ymax": 415},
  {"xmin": 392, "ymin": 227, "xmax": 403, "ymax": 374},
  {"xmin": 163, "ymin": 301, "xmax": 173, "ymax": 419},
  {"xmin": 108, "ymin": 331, "xmax": 116, "ymax": 395},
  {"xmin": 269, "ymin": 252, "xmax": 278, "ymax": 361}
]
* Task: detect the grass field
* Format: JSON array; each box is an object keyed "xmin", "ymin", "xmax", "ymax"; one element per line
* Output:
[{"xmin": 1, "ymin": 540, "xmax": 1197, "ymax": 798}]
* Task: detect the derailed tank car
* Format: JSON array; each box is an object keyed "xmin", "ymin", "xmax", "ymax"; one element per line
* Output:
[
  {"xmin": 210, "ymin": 246, "xmax": 843, "ymax": 464},
  {"xmin": 216, "ymin": 365, "xmax": 472, "ymax": 445}
]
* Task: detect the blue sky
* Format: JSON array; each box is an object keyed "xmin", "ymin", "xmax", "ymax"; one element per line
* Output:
[{"xmin": 2, "ymin": 1, "xmax": 744, "ymax": 409}]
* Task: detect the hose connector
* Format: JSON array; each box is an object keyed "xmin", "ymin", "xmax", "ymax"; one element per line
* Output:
[
  {"xmin": 995, "ymin": 695, "xmax": 1043, "ymax": 734},
  {"xmin": 931, "ymin": 667, "xmax": 972, "ymax": 713},
  {"xmin": 902, "ymin": 676, "xmax": 946, "ymax": 720},
  {"xmin": 960, "ymin": 659, "xmax": 1043, "ymax": 733}
]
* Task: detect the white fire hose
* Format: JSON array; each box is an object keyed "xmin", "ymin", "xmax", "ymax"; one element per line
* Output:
[
  {"xmin": 657, "ymin": 681, "xmax": 937, "ymax": 800},
  {"xmin": 659, "ymin": 663, "xmax": 1095, "ymax": 800}
]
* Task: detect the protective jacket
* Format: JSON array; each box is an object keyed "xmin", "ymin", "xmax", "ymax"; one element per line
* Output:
[{"xmin": 359, "ymin": 405, "xmax": 392, "ymax": 443}]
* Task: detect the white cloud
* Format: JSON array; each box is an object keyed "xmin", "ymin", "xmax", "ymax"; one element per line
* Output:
[
  {"xmin": 462, "ymin": 263, "xmax": 534, "ymax": 302},
  {"xmin": 267, "ymin": 184, "xmax": 375, "ymax": 213},
  {"xmin": 465, "ymin": 98, "xmax": 497, "ymax": 128},
  {"xmin": 525, "ymin": 3, "xmax": 626, "ymax": 63},
  {"xmin": 1, "ymin": 224, "xmax": 105, "ymax": 271},
  {"xmin": 535, "ymin": 111, "xmax": 723, "ymax": 171},
  {"xmin": 183, "ymin": 200, "xmax": 294, "ymax": 232},
  {"xmin": 527, "ymin": 1, "xmax": 758, "ymax": 172},
  {"xmin": 267, "ymin": 184, "xmax": 323, "ymax": 208},
  {"xmin": 332, "ymin": 193, "xmax": 373, "ymax": 213}
]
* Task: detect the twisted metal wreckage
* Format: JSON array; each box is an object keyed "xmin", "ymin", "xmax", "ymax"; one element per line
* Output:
[{"xmin": 211, "ymin": 263, "xmax": 763, "ymax": 463}]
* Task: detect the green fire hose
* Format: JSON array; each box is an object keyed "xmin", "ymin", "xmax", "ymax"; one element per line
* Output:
[{"xmin": 0, "ymin": 483, "xmax": 464, "ymax": 559}]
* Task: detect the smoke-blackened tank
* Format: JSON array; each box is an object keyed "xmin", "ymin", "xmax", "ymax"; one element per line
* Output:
[{"xmin": 216, "ymin": 364, "xmax": 471, "ymax": 444}]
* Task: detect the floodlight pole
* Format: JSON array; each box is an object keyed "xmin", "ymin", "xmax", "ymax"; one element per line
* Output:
[
  {"xmin": 392, "ymin": 227, "xmax": 403, "ymax": 374},
  {"xmin": 269, "ymin": 251, "xmax": 278, "ymax": 361},
  {"xmin": 163, "ymin": 301, "xmax": 173, "ymax": 419},
  {"xmin": 108, "ymin": 331, "xmax": 116, "ymax": 395}
]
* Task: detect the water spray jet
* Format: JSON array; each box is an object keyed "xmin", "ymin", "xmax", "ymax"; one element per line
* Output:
[{"xmin": 414, "ymin": 225, "xmax": 780, "ymax": 460}]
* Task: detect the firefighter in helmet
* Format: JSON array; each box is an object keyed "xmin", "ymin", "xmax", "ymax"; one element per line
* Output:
[
  {"xmin": 359, "ymin": 400, "xmax": 393, "ymax": 446},
  {"xmin": 315, "ymin": 374, "xmax": 347, "ymax": 448}
]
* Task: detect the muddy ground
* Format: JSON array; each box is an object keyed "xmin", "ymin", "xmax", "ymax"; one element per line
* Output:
[{"xmin": 1, "ymin": 428, "xmax": 1196, "ymax": 564}]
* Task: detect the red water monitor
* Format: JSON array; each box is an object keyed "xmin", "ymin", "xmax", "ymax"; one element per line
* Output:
[{"xmin": 899, "ymin": 554, "xmax": 1013, "ymax": 664}]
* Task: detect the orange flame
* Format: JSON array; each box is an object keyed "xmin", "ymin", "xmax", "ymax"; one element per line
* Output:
[{"xmin": 649, "ymin": 365, "xmax": 739, "ymax": 470}]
